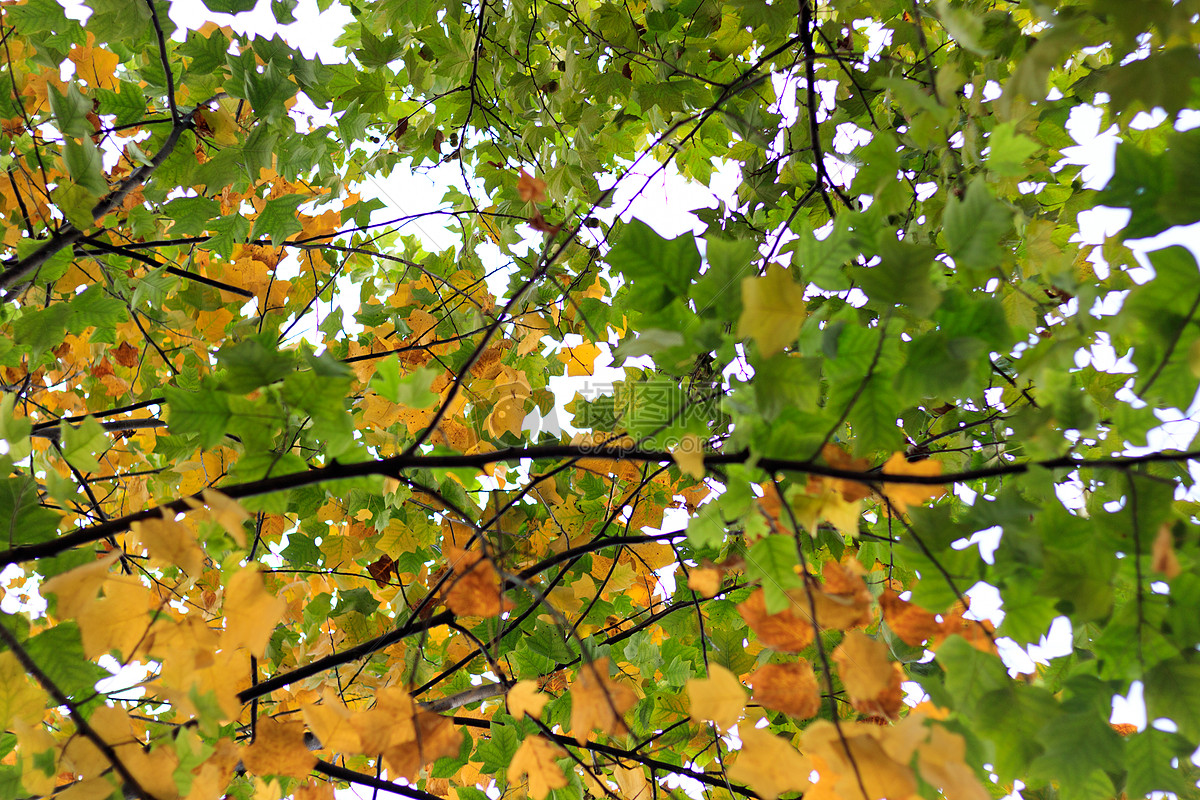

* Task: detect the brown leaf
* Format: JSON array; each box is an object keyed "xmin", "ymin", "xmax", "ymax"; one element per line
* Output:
[
  {"xmin": 111, "ymin": 341, "xmax": 139, "ymax": 368},
  {"xmin": 367, "ymin": 554, "xmax": 396, "ymax": 588},
  {"xmin": 832, "ymin": 632, "xmax": 895, "ymax": 703},
  {"xmin": 687, "ymin": 567, "xmax": 722, "ymax": 598},
  {"xmin": 241, "ymin": 718, "xmax": 317, "ymax": 780},
  {"xmin": 517, "ymin": 169, "xmax": 548, "ymax": 203},
  {"xmin": 747, "ymin": 660, "xmax": 820, "ymax": 719},
  {"xmin": 569, "ymin": 658, "xmax": 638, "ymax": 743},
  {"xmin": 737, "ymin": 589, "xmax": 814, "ymax": 652},
  {"xmin": 1152, "ymin": 522, "xmax": 1182, "ymax": 579},
  {"xmin": 527, "ymin": 207, "xmax": 562, "ymax": 236},
  {"xmin": 382, "ymin": 711, "xmax": 462, "ymax": 779}
]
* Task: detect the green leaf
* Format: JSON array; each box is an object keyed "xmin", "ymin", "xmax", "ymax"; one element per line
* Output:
[
  {"xmin": 24, "ymin": 623, "xmax": 108, "ymax": 703},
  {"xmin": 48, "ymin": 84, "xmax": 93, "ymax": 140},
  {"xmin": 202, "ymin": 0, "xmax": 256, "ymax": 12},
  {"xmin": 250, "ymin": 194, "xmax": 307, "ymax": 246},
  {"xmin": 59, "ymin": 416, "xmax": 108, "ymax": 473},
  {"xmin": 370, "ymin": 359, "xmax": 439, "ymax": 408},
  {"xmin": 986, "ymin": 122, "xmax": 1040, "ymax": 177},
  {"xmin": 0, "ymin": 477, "xmax": 60, "ymax": 546},
  {"xmin": 216, "ymin": 339, "xmax": 296, "ymax": 394},
  {"xmin": 1144, "ymin": 659, "xmax": 1200, "ymax": 742},
  {"xmin": 608, "ymin": 219, "xmax": 700, "ymax": 310},
  {"xmin": 333, "ymin": 587, "xmax": 380, "ymax": 617},
  {"xmin": 686, "ymin": 503, "xmax": 725, "ymax": 551},
  {"xmin": 745, "ymin": 535, "xmax": 802, "ymax": 613},
  {"xmin": 164, "ymin": 386, "xmax": 232, "ymax": 450},
  {"xmin": 943, "ymin": 179, "xmax": 1011, "ymax": 270},
  {"xmin": 62, "ymin": 136, "xmax": 107, "ymax": 197}
]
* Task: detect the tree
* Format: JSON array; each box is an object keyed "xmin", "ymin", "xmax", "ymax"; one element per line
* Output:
[{"xmin": 1, "ymin": 0, "xmax": 1199, "ymax": 798}]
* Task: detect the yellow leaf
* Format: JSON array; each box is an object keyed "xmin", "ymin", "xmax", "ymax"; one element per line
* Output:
[
  {"xmin": 241, "ymin": 717, "xmax": 317, "ymax": 780},
  {"xmin": 687, "ymin": 664, "xmax": 745, "ymax": 731},
  {"xmin": 917, "ymin": 725, "xmax": 990, "ymax": 800},
  {"xmin": 0, "ymin": 651, "xmax": 48, "ymax": 729},
  {"xmin": 183, "ymin": 489, "xmax": 250, "ymax": 546},
  {"xmin": 77, "ymin": 574, "xmax": 154, "ymax": 660},
  {"xmin": 727, "ymin": 727, "xmax": 812, "ymax": 800},
  {"xmin": 569, "ymin": 658, "xmax": 638, "ymax": 743},
  {"xmin": 382, "ymin": 710, "xmax": 462, "ymax": 779},
  {"xmin": 41, "ymin": 550, "xmax": 121, "ymax": 618},
  {"xmin": 351, "ymin": 686, "xmax": 419, "ymax": 753},
  {"xmin": 68, "ymin": 33, "xmax": 119, "ymax": 91},
  {"xmin": 223, "ymin": 566, "xmax": 287, "ymax": 657},
  {"xmin": 508, "ymin": 680, "xmax": 549, "ymax": 720},
  {"xmin": 801, "ymin": 721, "xmax": 916, "ymax": 800},
  {"xmin": 131, "ymin": 515, "xmax": 205, "ymax": 578},
  {"xmin": 736, "ymin": 265, "xmax": 807, "ymax": 356},
  {"xmin": 747, "ymin": 659, "xmax": 820, "ymax": 719},
  {"xmin": 507, "ymin": 736, "xmax": 568, "ymax": 800},
  {"xmin": 444, "ymin": 545, "xmax": 512, "ymax": 618},
  {"xmin": 687, "ymin": 567, "xmax": 722, "ymax": 598},
  {"xmin": 557, "ymin": 342, "xmax": 602, "ymax": 377},
  {"xmin": 58, "ymin": 777, "xmax": 119, "ymax": 800},
  {"xmin": 302, "ymin": 693, "xmax": 363, "ymax": 752},
  {"xmin": 672, "ymin": 434, "xmax": 705, "ymax": 479},
  {"xmin": 879, "ymin": 588, "xmax": 943, "ymax": 646},
  {"xmin": 832, "ymin": 631, "xmax": 895, "ymax": 702},
  {"xmin": 517, "ymin": 314, "xmax": 551, "ymax": 356},
  {"xmin": 877, "ymin": 453, "xmax": 946, "ymax": 513},
  {"xmin": 295, "ymin": 781, "xmax": 336, "ymax": 800},
  {"xmin": 613, "ymin": 764, "xmax": 651, "ymax": 800},
  {"xmin": 480, "ymin": 206, "xmax": 503, "ymax": 244}
]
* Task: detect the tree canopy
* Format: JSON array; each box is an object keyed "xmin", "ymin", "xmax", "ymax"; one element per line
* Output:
[{"xmin": 1, "ymin": 1, "xmax": 1200, "ymax": 800}]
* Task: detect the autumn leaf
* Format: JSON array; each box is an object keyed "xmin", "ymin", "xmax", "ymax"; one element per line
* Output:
[
  {"xmin": 302, "ymin": 693, "xmax": 363, "ymax": 752},
  {"xmin": 687, "ymin": 567, "xmax": 722, "ymax": 597},
  {"xmin": 1152, "ymin": 522, "xmax": 1182, "ymax": 579},
  {"xmin": 366, "ymin": 554, "xmax": 397, "ymax": 587},
  {"xmin": 672, "ymin": 433, "xmax": 706, "ymax": 479},
  {"xmin": 917, "ymin": 725, "xmax": 990, "ymax": 800},
  {"xmin": 67, "ymin": 33, "xmax": 119, "ymax": 91},
  {"xmin": 557, "ymin": 341, "xmax": 602, "ymax": 376},
  {"xmin": 727, "ymin": 727, "xmax": 812, "ymax": 800},
  {"xmin": 569, "ymin": 658, "xmax": 638, "ymax": 743},
  {"xmin": 507, "ymin": 736, "xmax": 568, "ymax": 800},
  {"xmin": 184, "ymin": 489, "xmax": 250, "ymax": 546},
  {"xmin": 737, "ymin": 264, "xmax": 807, "ymax": 356},
  {"xmin": 833, "ymin": 631, "xmax": 905, "ymax": 721},
  {"xmin": 223, "ymin": 566, "xmax": 287, "ymax": 656},
  {"xmin": 879, "ymin": 588, "xmax": 942, "ymax": 646},
  {"xmin": 382, "ymin": 710, "xmax": 462, "ymax": 779},
  {"xmin": 0, "ymin": 651, "xmax": 48, "ymax": 729},
  {"xmin": 508, "ymin": 680, "xmax": 549, "ymax": 720},
  {"xmin": 687, "ymin": 663, "xmax": 746, "ymax": 730},
  {"xmin": 801, "ymin": 721, "xmax": 917, "ymax": 800},
  {"xmin": 131, "ymin": 514, "xmax": 205, "ymax": 578},
  {"xmin": 241, "ymin": 718, "xmax": 317, "ymax": 779},
  {"xmin": 351, "ymin": 687, "xmax": 418, "ymax": 753},
  {"xmin": 443, "ymin": 545, "xmax": 512, "ymax": 617},
  {"xmin": 41, "ymin": 550, "xmax": 121, "ymax": 618},
  {"xmin": 613, "ymin": 763, "xmax": 651, "ymax": 800},
  {"xmin": 517, "ymin": 169, "xmax": 548, "ymax": 203},
  {"xmin": 877, "ymin": 453, "xmax": 946, "ymax": 513},
  {"xmin": 738, "ymin": 588, "xmax": 814, "ymax": 652},
  {"xmin": 747, "ymin": 660, "xmax": 820, "ymax": 719}
]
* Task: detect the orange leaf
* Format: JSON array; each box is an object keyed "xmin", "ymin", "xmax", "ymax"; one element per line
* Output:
[
  {"xmin": 1152, "ymin": 522, "xmax": 1182, "ymax": 579},
  {"xmin": 877, "ymin": 453, "xmax": 946, "ymax": 513},
  {"xmin": 68, "ymin": 33, "xmax": 120, "ymax": 91},
  {"xmin": 443, "ymin": 546, "xmax": 512, "ymax": 617},
  {"xmin": 801, "ymin": 721, "xmax": 917, "ymax": 800},
  {"xmin": 569, "ymin": 658, "xmax": 638, "ymax": 743},
  {"xmin": 382, "ymin": 711, "xmax": 461, "ymax": 779},
  {"xmin": 747, "ymin": 659, "xmax": 820, "ymax": 719},
  {"xmin": 737, "ymin": 589, "xmax": 814, "ymax": 652},
  {"xmin": 879, "ymin": 588, "xmax": 942, "ymax": 646},
  {"xmin": 241, "ymin": 718, "xmax": 317, "ymax": 779},
  {"xmin": 687, "ymin": 567, "xmax": 722, "ymax": 598},
  {"xmin": 832, "ymin": 631, "xmax": 895, "ymax": 702},
  {"xmin": 916, "ymin": 725, "xmax": 989, "ymax": 800}
]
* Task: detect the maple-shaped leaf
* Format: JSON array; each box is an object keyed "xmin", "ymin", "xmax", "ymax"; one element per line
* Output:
[
  {"xmin": 0, "ymin": 651, "xmax": 49, "ymax": 729},
  {"xmin": 183, "ymin": 489, "xmax": 250, "ymax": 546},
  {"xmin": 508, "ymin": 680, "xmax": 549, "ymax": 720},
  {"xmin": 687, "ymin": 664, "xmax": 746, "ymax": 730},
  {"xmin": 747, "ymin": 659, "xmax": 820, "ymax": 719},
  {"xmin": 77, "ymin": 574, "xmax": 154, "ymax": 660},
  {"xmin": 727, "ymin": 727, "xmax": 812, "ymax": 800},
  {"xmin": 41, "ymin": 550, "xmax": 121, "ymax": 618},
  {"xmin": 507, "ymin": 736, "xmax": 568, "ymax": 800},
  {"xmin": 569, "ymin": 658, "xmax": 638, "ymax": 743},
  {"xmin": 241, "ymin": 718, "xmax": 316, "ymax": 780},
  {"xmin": 737, "ymin": 264, "xmax": 807, "ymax": 356},
  {"xmin": 443, "ymin": 545, "xmax": 512, "ymax": 617},
  {"xmin": 223, "ymin": 566, "xmax": 287, "ymax": 657},
  {"xmin": 877, "ymin": 453, "xmax": 946, "ymax": 513},
  {"xmin": 557, "ymin": 342, "xmax": 602, "ymax": 377},
  {"xmin": 517, "ymin": 169, "xmax": 548, "ymax": 203},
  {"xmin": 366, "ymin": 554, "xmax": 397, "ymax": 587},
  {"xmin": 613, "ymin": 763, "xmax": 652, "ymax": 800},
  {"xmin": 792, "ymin": 480, "xmax": 863, "ymax": 537},
  {"xmin": 67, "ymin": 34, "xmax": 120, "ymax": 91}
]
